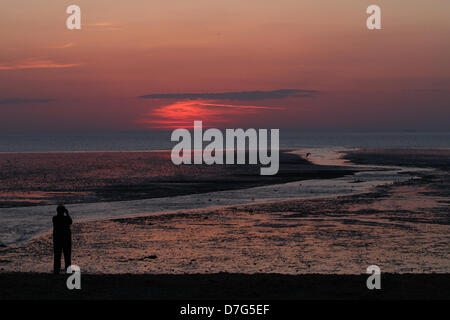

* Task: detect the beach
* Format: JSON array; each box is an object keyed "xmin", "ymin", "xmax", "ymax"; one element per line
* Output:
[{"xmin": 0, "ymin": 148, "xmax": 449, "ymax": 298}]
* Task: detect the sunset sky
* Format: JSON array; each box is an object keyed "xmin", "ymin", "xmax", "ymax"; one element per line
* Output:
[{"xmin": 0, "ymin": 0, "xmax": 449, "ymax": 131}]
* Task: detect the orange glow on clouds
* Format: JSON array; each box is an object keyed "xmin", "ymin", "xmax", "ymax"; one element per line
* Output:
[{"xmin": 136, "ymin": 100, "xmax": 283, "ymax": 128}]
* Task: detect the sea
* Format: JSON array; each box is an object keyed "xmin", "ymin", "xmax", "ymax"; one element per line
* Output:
[{"xmin": 0, "ymin": 130, "xmax": 449, "ymax": 152}]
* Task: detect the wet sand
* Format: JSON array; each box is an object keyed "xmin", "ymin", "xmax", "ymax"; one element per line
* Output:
[
  {"xmin": 0, "ymin": 172, "xmax": 448, "ymax": 274},
  {"xmin": 0, "ymin": 150, "xmax": 353, "ymax": 208},
  {"xmin": 344, "ymin": 148, "xmax": 450, "ymax": 170}
]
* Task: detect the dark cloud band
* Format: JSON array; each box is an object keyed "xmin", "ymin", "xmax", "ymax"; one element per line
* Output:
[{"xmin": 0, "ymin": 98, "xmax": 54, "ymax": 105}]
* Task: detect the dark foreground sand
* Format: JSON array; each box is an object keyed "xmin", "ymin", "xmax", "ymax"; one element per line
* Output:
[{"xmin": 0, "ymin": 272, "xmax": 449, "ymax": 300}]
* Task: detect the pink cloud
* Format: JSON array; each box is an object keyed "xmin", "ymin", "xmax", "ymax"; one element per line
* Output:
[{"xmin": 0, "ymin": 58, "xmax": 83, "ymax": 71}]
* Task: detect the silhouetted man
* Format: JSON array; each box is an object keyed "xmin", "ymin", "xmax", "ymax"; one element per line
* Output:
[{"xmin": 53, "ymin": 205, "xmax": 72, "ymax": 274}]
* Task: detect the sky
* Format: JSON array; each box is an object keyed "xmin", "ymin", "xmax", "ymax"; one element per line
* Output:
[{"xmin": 0, "ymin": 0, "xmax": 449, "ymax": 132}]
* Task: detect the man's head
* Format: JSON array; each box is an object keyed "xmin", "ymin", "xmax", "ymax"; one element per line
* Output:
[{"xmin": 56, "ymin": 205, "xmax": 67, "ymax": 216}]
